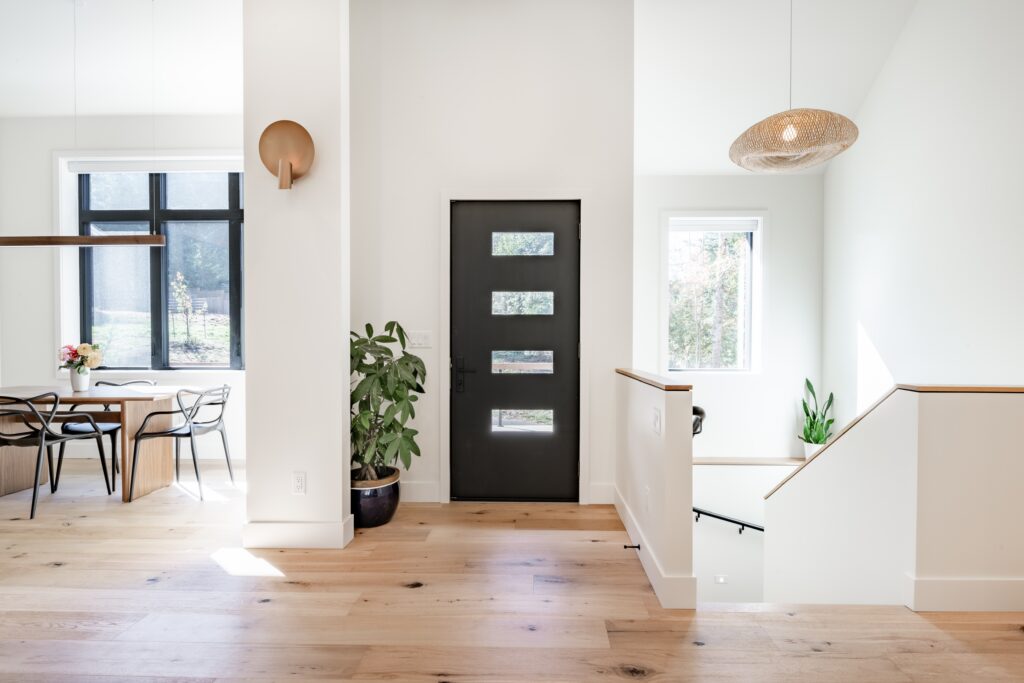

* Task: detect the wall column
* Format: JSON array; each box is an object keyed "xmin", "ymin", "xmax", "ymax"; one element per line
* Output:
[{"xmin": 242, "ymin": 0, "xmax": 352, "ymax": 548}]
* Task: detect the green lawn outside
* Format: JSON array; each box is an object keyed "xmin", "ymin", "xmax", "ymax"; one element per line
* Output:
[{"xmin": 92, "ymin": 311, "xmax": 230, "ymax": 367}]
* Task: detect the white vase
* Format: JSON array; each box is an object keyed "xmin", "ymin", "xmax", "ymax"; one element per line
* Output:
[
  {"xmin": 803, "ymin": 441, "xmax": 822, "ymax": 459},
  {"xmin": 70, "ymin": 368, "xmax": 91, "ymax": 392}
]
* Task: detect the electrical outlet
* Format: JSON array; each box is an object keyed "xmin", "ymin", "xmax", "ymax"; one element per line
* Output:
[
  {"xmin": 408, "ymin": 330, "xmax": 432, "ymax": 348},
  {"xmin": 714, "ymin": 575, "xmax": 728, "ymax": 585},
  {"xmin": 652, "ymin": 407, "xmax": 662, "ymax": 435},
  {"xmin": 291, "ymin": 471, "xmax": 307, "ymax": 495}
]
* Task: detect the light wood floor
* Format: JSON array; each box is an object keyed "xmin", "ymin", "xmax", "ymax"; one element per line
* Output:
[{"xmin": 0, "ymin": 461, "xmax": 1022, "ymax": 682}]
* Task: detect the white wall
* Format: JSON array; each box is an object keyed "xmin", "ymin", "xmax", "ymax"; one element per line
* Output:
[
  {"xmin": 0, "ymin": 114, "xmax": 246, "ymax": 458},
  {"xmin": 912, "ymin": 392, "xmax": 1024, "ymax": 610},
  {"xmin": 634, "ymin": 175, "xmax": 824, "ymax": 460},
  {"xmin": 692, "ymin": 463, "xmax": 794, "ymax": 602},
  {"xmin": 350, "ymin": 0, "xmax": 634, "ymax": 502},
  {"xmin": 616, "ymin": 373, "xmax": 694, "ymax": 608},
  {"xmin": 765, "ymin": 389, "xmax": 1024, "ymax": 611},
  {"xmin": 822, "ymin": 0, "xmax": 1024, "ymax": 425},
  {"xmin": 242, "ymin": 0, "xmax": 351, "ymax": 548},
  {"xmin": 764, "ymin": 389, "xmax": 919, "ymax": 605}
]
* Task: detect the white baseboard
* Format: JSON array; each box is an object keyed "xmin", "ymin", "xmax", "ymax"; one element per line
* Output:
[
  {"xmin": 400, "ymin": 479, "xmax": 440, "ymax": 502},
  {"xmin": 614, "ymin": 486, "xmax": 696, "ymax": 609},
  {"xmin": 588, "ymin": 481, "xmax": 615, "ymax": 504},
  {"xmin": 906, "ymin": 575, "xmax": 1024, "ymax": 611},
  {"xmin": 243, "ymin": 520, "xmax": 352, "ymax": 549}
]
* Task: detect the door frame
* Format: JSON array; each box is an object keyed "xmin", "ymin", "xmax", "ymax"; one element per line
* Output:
[{"xmin": 438, "ymin": 189, "xmax": 591, "ymax": 504}]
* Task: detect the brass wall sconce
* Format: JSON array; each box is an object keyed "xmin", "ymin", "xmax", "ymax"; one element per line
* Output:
[{"xmin": 259, "ymin": 120, "xmax": 315, "ymax": 189}]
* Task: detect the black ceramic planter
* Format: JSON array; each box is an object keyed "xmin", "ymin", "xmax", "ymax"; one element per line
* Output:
[{"xmin": 351, "ymin": 468, "xmax": 401, "ymax": 528}]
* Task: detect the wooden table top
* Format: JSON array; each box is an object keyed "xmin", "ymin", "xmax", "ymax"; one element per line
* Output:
[{"xmin": 0, "ymin": 385, "xmax": 184, "ymax": 404}]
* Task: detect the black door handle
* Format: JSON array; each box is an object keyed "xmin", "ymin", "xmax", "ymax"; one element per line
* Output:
[{"xmin": 453, "ymin": 356, "xmax": 476, "ymax": 393}]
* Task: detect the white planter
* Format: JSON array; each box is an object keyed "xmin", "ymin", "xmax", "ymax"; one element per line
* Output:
[
  {"xmin": 803, "ymin": 441, "xmax": 823, "ymax": 459},
  {"xmin": 70, "ymin": 368, "xmax": 91, "ymax": 392}
]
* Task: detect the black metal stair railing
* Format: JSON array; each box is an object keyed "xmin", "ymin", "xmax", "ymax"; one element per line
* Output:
[{"xmin": 690, "ymin": 404, "xmax": 764, "ymax": 534}]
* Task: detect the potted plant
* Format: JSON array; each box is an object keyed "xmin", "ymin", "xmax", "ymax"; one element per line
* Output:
[
  {"xmin": 59, "ymin": 343, "xmax": 103, "ymax": 392},
  {"xmin": 350, "ymin": 321, "xmax": 426, "ymax": 528},
  {"xmin": 799, "ymin": 378, "xmax": 834, "ymax": 459}
]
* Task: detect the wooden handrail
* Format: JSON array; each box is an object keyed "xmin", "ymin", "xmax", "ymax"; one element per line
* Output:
[
  {"xmin": 764, "ymin": 384, "xmax": 1024, "ymax": 500},
  {"xmin": 615, "ymin": 368, "xmax": 692, "ymax": 392}
]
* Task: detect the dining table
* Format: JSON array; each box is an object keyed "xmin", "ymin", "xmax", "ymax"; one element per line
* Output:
[{"xmin": 0, "ymin": 384, "xmax": 181, "ymax": 502}]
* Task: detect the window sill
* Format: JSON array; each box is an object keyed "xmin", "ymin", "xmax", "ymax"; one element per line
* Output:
[{"xmin": 55, "ymin": 368, "xmax": 244, "ymax": 382}]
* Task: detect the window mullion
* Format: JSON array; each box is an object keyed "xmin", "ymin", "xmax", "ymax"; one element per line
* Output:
[{"xmin": 150, "ymin": 173, "xmax": 167, "ymax": 370}]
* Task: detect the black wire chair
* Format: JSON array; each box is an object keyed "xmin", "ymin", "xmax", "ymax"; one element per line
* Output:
[
  {"xmin": 128, "ymin": 385, "xmax": 233, "ymax": 502},
  {"xmin": 0, "ymin": 393, "xmax": 110, "ymax": 519},
  {"xmin": 57, "ymin": 379, "xmax": 156, "ymax": 494},
  {"xmin": 693, "ymin": 406, "xmax": 706, "ymax": 436}
]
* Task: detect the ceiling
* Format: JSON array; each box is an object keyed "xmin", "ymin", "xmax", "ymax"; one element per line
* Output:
[
  {"xmin": 636, "ymin": 0, "xmax": 917, "ymax": 175},
  {"xmin": 0, "ymin": 0, "xmax": 242, "ymax": 117},
  {"xmin": 1, "ymin": 0, "xmax": 913, "ymax": 174}
]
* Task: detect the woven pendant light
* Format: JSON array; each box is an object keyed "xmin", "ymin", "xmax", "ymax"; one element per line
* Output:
[
  {"xmin": 729, "ymin": 1, "xmax": 858, "ymax": 172},
  {"xmin": 729, "ymin": 108, "xmax": 858, "ymax": 172}
]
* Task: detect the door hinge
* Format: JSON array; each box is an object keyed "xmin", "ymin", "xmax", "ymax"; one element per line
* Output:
[{"xmin": 578, "ymin": 222, "xmax": 581, "ymax": 240}]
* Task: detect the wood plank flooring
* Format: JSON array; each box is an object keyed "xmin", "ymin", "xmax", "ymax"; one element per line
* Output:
[{"xmin": 0, "ymin": 461, "xmax": 1022, "ymax": 681}]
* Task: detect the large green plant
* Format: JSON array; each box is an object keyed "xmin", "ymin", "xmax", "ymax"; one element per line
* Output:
[
  {"xmin": 799, "ymin": 378, "xmax": 834, "ymax": 445},
  {"xmin": 350, "ymin": 321, "xmax": 427, "ymax": 481}
]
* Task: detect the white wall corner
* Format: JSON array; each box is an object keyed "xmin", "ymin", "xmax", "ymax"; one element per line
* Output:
[
  {"xmin": 588, "ymin": 481, "xmax": 615, "ymax": 505},
  {"xmin": 614, "ymin": 486, "xmax": 696, "ymax": 609}
]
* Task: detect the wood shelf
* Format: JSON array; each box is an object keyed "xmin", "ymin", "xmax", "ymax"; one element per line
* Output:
[
  {"xmin": 0, "ymin": 235, "xmax": 166, "ymax": 247},
  {"xmin": 693, "ymin": 457, "xmax": 803, "ymax": 466}
]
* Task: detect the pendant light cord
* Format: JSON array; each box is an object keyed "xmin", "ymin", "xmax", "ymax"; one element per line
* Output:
[
  {"xmin": 149, "ymin": 0, "xmax": 155, "ymax": 153},
  {"xmin": 72, "ymin": 0, "xmax": 78, "ymax": 148},
  {"xmin": 788, "ymin": 0, "xmax": 793, "ymax": 110}
]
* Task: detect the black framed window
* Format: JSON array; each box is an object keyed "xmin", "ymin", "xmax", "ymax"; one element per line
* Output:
[{"xmin": 79, "ymin": 172, "xmax": 244, "ymax": 370}]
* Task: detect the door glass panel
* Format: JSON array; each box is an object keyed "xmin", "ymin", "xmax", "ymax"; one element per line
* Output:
[
  {"xmin": 491, "ymin": 409, "xmax": 554, "ymax": 433},
  {"xmin": 88, "ymin": 172, "xmax": 149, "ymax": 210},
  {"xmin": 491, "ymin": 232, "xmax": 554, "ymax": 256},
  {"xmin": 491, "ymin": 291, "xmax": 554, "ymax": 315},
  {"xmin": 491, "ymin": 350, "xmax": 554, "ymax": 374},
  {"xmin": 86, "ymin": 222, "xmax": 152, "ymax": 367}
]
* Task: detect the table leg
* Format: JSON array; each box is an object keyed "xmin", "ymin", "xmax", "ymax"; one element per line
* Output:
[
  {"xmin": 0, "ymin": 414, "xmax": 48, "ymax": 496},
  {"xmin": 121, "ymin": 399, "xmax": 174, "ymax": 502}
]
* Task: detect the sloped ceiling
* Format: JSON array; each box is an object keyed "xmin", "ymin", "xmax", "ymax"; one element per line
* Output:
[{"xmin": 636, "ymin": 0, "xmax": 917, "ymax": 174}]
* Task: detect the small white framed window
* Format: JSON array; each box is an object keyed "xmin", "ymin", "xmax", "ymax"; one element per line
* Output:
[{"xmin": 661, "ymin": 214, "xmax": 763, "ymax": 372}]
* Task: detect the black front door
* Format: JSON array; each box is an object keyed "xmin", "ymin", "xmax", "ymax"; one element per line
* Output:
[{"xmin": 450, "ymin": 200, "xmax": 581, "ymax": 501}]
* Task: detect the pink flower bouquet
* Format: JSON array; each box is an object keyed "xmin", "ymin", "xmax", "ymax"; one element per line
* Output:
[{"xmin": 59, "ymin": 343, "xmax": 104, "ymax": 375}]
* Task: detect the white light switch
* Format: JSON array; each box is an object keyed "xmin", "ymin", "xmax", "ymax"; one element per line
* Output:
[
  {"xmin": 652, "ymin": 407, "xmax": 662, "ymax": 435},
  {"xmin": 408, "ymin": 330, "xmax": 432, "ymax": 348}
]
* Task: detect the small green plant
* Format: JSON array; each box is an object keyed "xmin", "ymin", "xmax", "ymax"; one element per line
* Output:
[
  {"xmin": 350, "ymin": 321, "xmax": 427, "ymax": 481},
  {"xmin": 799, "ymin": 378, "xmax": 834, "ymax": 445}
]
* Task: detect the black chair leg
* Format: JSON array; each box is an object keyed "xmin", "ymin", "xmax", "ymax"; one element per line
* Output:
[
  {"xmin": 95, "ymin": 437, "xmax": 111, "ymax": 496},
  {"xmin": 175, "ymin": 439, "xmax": 181, "ymax": 482},
  {"xmin": 46, "ymin": 446, "xmax": 56, "ymax": 494},
  {"xmin": 189, "ymin": 435, "xmax": 204, "ymax": 501},
  {"xmin": 109, "ymin": 432, "xmax": 119, "ymax": 493},
  {"xmin": 30, "ymin": 440, "xmax": 45, "ymax": 519},
  {"xmin": 55, "ymin": 443, "xmax": 66, "ymax": 491},
  {"xmin": 219, "ymin": 427, "xmax": 234, "ymax": 485},
  {"xmin": 128, "ymin": 439, "xmax": 142, "ymax": 502}
]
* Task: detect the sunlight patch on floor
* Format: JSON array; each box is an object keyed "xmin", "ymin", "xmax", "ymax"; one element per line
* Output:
[{"xmin": 211, "ymin": 547, "xmax": 284, "ymax": 577}]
